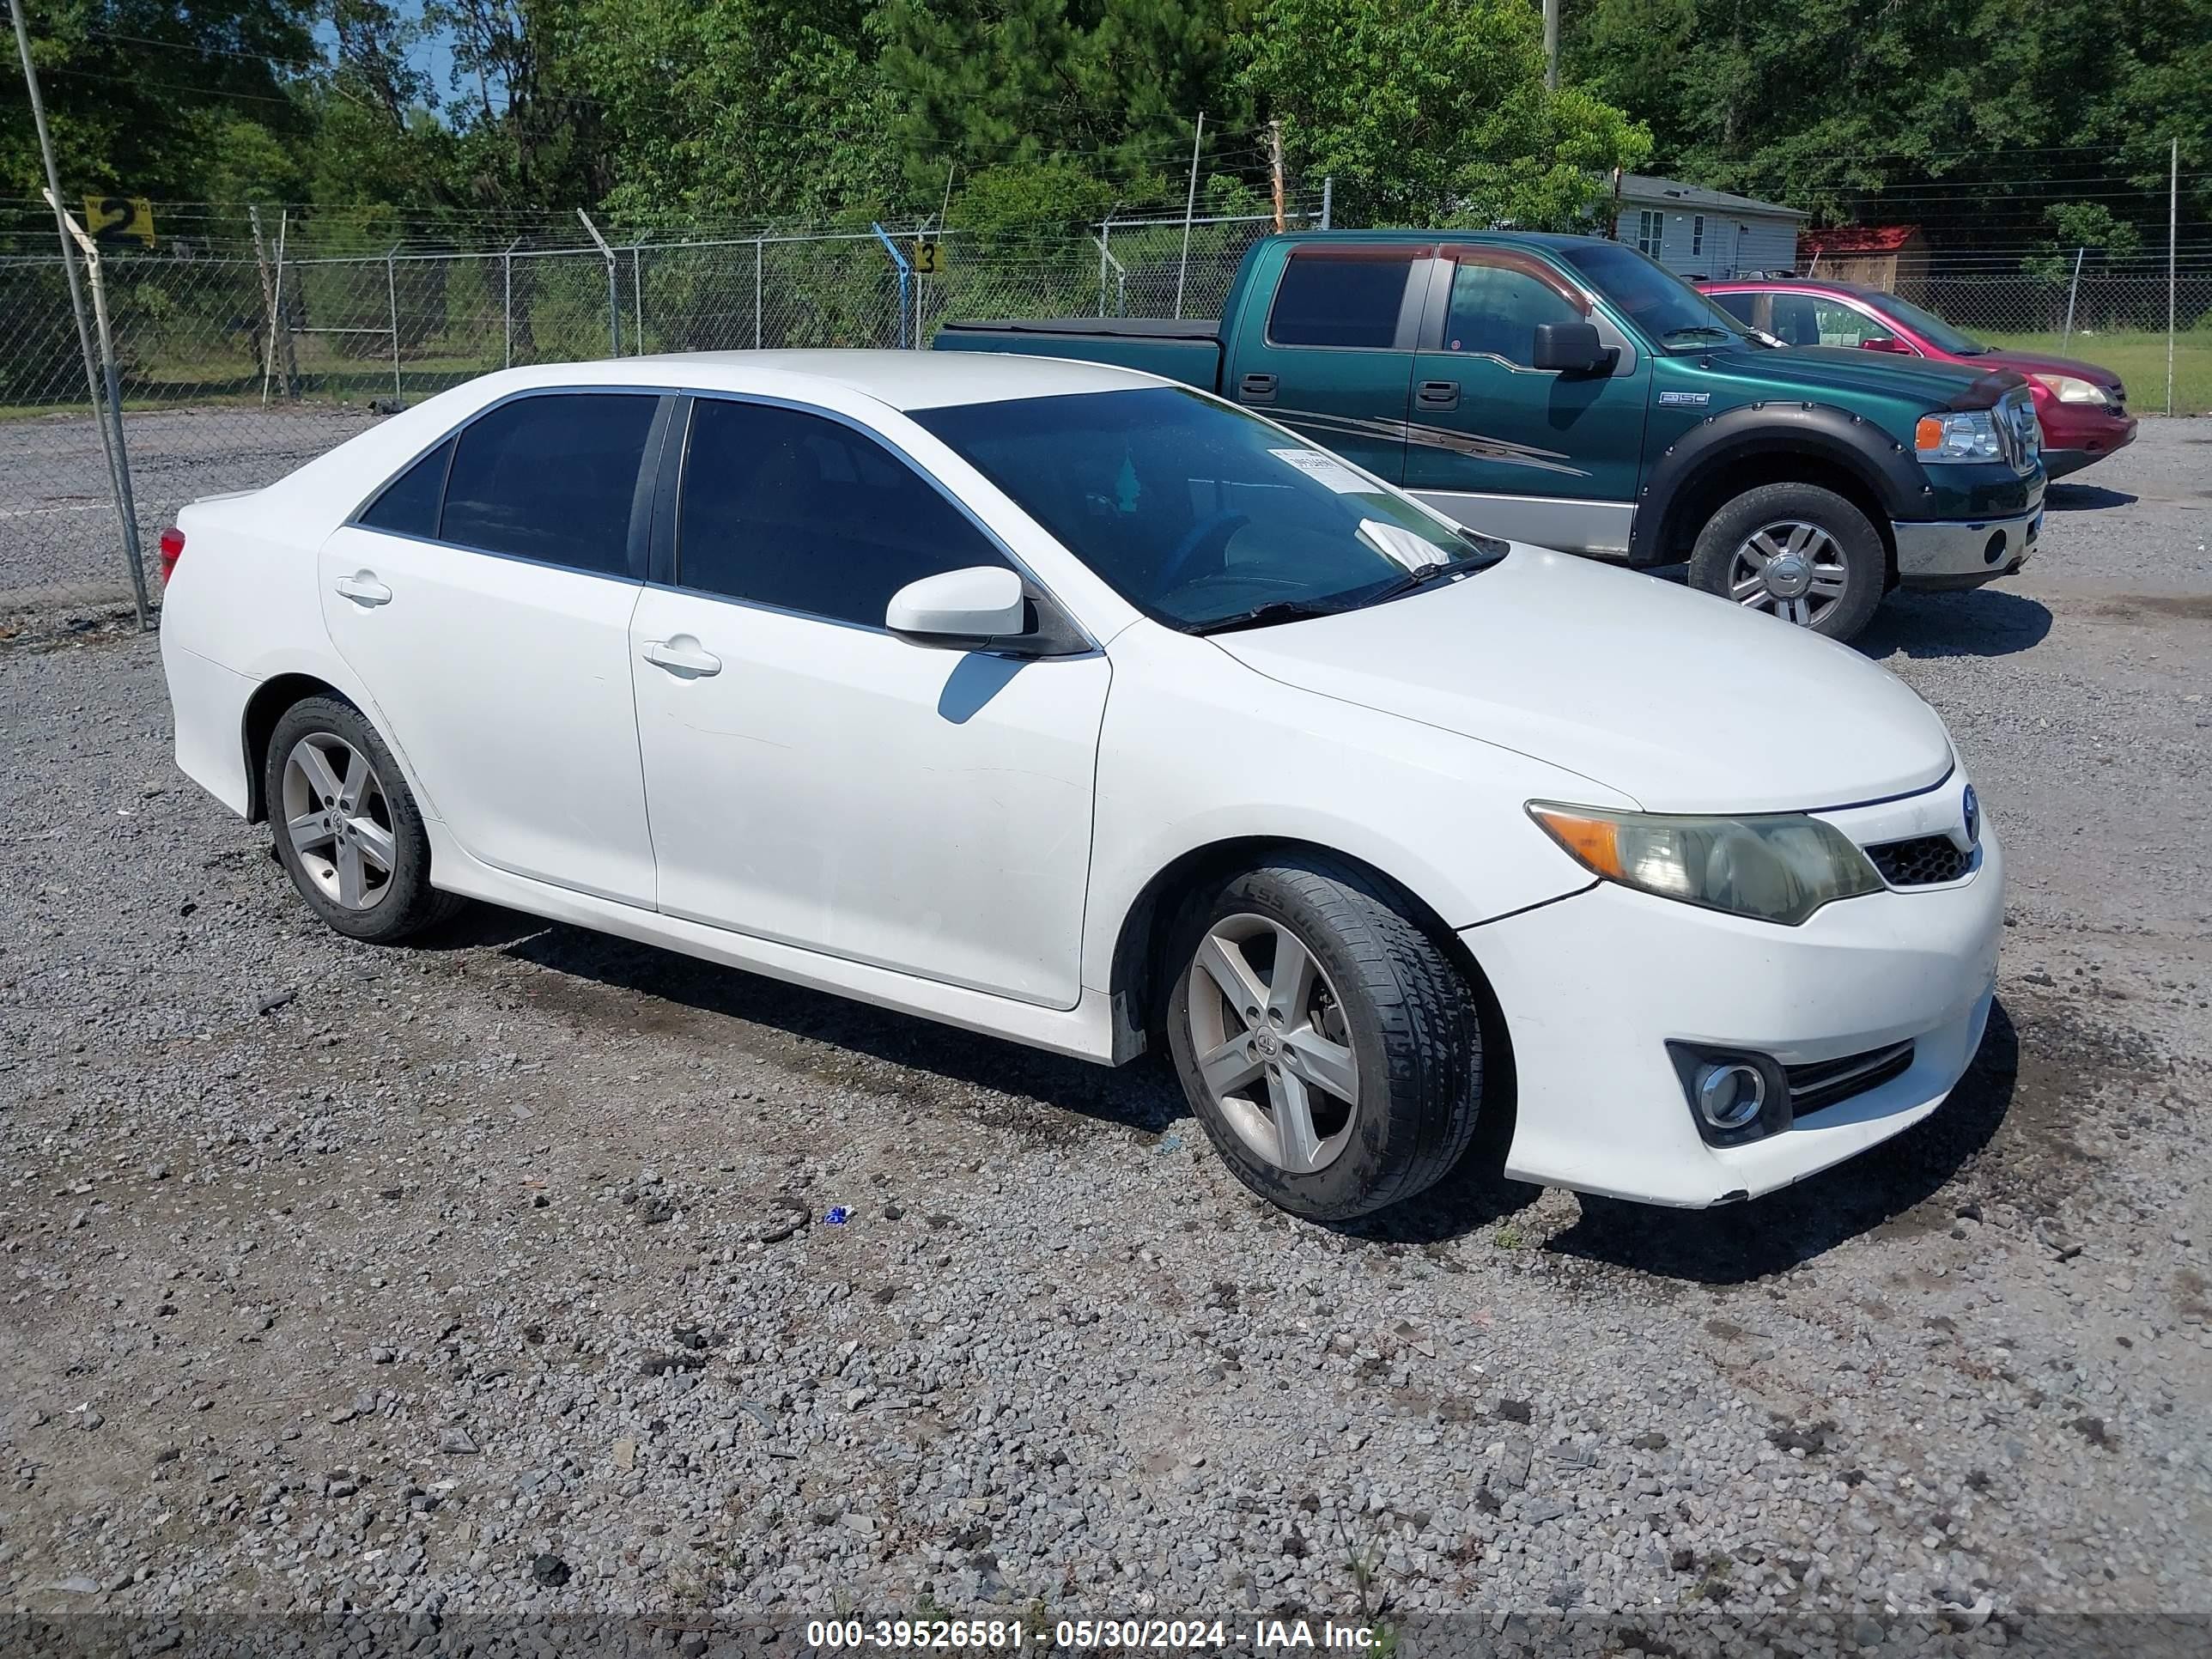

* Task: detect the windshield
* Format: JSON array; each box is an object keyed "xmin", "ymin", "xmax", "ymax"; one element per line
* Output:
[
  {"xmin": 910, "ymin": 387, "xmax": 1504, "ymax": 632},
  {"xmin": 1864, "ymin": 291, "xmax": 1988, "ymax": 356},
  {"xmin": 1558, "ymin": 240, "xmax": 1750, "ymax": 351}
]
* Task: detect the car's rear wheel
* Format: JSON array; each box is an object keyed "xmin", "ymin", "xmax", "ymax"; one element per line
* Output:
[
  {"xmin": 1688, "ymin": 482, "xmax": 1885, "ymax": 641},
  {"xmin": 1164, "ymin": 857, "xmax": 1483, "ymax": 1221},
  {"xmin": 264, "ymin": 696, "xmax": 459, "ymax": 943}
]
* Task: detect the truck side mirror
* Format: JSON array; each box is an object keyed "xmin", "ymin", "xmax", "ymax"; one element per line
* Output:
[{"xmin": 1532, "ymin": 321, "xmax": 1608, "ymax": 374}]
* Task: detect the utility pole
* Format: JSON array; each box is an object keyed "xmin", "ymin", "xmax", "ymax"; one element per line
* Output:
[
  {"xmin": 1269, "ymin": 119, "xmax": 1285, "ymax": 234},
  {"xmin": 9, "ymin": 0, "xmax": 149, "ymax": 627},
  {"xmin": 1544, "ymin": 0, "xmax": 1560, "ymax": 90},
  {"xmin": 1175, "ymin": 111, "xmax": 1205, "ymax": 320}
]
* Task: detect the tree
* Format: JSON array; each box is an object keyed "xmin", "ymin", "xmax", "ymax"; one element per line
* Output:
[
  {"xmin": 2, "ymin": 0, "xmax": 317, "ymax": 206},
  {"xmin": 1564, "ymin": 0, "xmax": 2206, "ymax": 239},
  {"xmin": 1241, "ymin": 0, "xmax": 1650, "ymax": 228}
]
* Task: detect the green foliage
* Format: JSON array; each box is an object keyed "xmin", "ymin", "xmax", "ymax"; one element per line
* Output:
[
  {"xmin": 2021, "ymin": 202, "xmax": 2147, "ymax": 283},
  {"xmin": 1240, "ymin": 0, "xmax": 1649, "ymax": 228},
  {"xmin": 1565, "ymin": 0, "xmax": 2207, "ymax": 238}
]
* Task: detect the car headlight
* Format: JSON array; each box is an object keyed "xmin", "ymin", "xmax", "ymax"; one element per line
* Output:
[
  {"xmin": 2031, "ymin": 372, "xmax": 2111, "ymax": 406},
  {"xmin": 1528, "ymin": 802, "xmax": 1884, "ymax": 926},
  {"xmin": 1914, "ymin": 409, "xmax": 2002, "ymax": 463}
]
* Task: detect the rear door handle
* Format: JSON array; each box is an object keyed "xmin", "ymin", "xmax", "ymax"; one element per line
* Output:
[
  {"xmin": 334, "ymin": 574, "xmax": 392, "ymax": 607},
  {"xmin": 1237, "ymin": 372, "xmax": 1279, "ymax": 404},
  {"xmin": 642, "ymin": 638, "xmax": 722, "ymax": 678},
  {"xmin": 1416, "ymin": 380, "xmax": 1460, "ymax": 411}
]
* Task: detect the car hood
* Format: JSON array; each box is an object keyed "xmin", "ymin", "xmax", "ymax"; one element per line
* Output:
[
  {"xmin": 1971, "ymin": 347, "xmax": 2125, "ymax": 392},
  {"xmin": 1698, "ymin": 343, "xmax": 2008, "ymax": 409},
  {"xmin": 1209, "ymin": 549, "xmax": 1954, "ymax": 815}
]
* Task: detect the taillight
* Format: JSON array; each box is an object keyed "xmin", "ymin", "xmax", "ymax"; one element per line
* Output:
[{"xmin": 158, "ymin": 525, "xmax": 185, "ymax": 585}]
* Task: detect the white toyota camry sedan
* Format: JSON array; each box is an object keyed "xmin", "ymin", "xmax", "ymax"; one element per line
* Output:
[{"xmin": 158, "ymin": 352, "xmax": 2000, "ymax": 1221}]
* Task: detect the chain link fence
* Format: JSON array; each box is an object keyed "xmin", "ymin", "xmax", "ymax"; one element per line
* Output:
[
  {"xmin": 1, "ymin": 200, "xmax": 1323, "ymax": 610},
  {"xmin": 9, "ymin": 195, "xmax": 2206, "ymax": 616}
]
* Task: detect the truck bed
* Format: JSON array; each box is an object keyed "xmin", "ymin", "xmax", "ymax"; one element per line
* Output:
[{"xmin": 932, "ymin": 316, "xmax": 1223, "ymax": 389}]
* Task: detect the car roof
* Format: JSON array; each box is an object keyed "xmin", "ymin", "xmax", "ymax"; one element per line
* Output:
[
  {"xmin": 1268, "ymin": 228, "xmax": 1610, "ymax": 252},
  {"xmin": 473, "ymin": 349, "xmax": 1166, "ymax": 412}
]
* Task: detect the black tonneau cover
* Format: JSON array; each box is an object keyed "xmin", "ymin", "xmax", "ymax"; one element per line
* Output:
[{"xmin": 934, "ymin": 316, "xmax": 1221, "ymax": 339}]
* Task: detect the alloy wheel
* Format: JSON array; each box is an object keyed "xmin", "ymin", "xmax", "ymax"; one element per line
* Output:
[
  {"xmin": 1186, "ymin": 914, "xmax": 1361, "ymax": 1175},
  {"xmin": 280, "ymin": 732, "xmax": 397, "ymax": 910},
  {"xmin": 1728, "ymin": 519, "xmax": 1850, "ymax": 628}
]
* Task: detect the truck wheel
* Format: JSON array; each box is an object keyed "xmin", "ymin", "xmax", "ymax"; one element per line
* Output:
[
  {"xmin": 1164, "ymin": 857, "xmax": 1482, "ymax": 1222},
  {"xmin": 1688, "ymin": 483, "xmax": 1884, "ymax": 641}
]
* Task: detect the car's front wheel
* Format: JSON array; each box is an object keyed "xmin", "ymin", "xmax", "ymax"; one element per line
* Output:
[
  {"xmin": 264, "ymin": 696, "xmax": 460, "ymax": 943},
  {"xmin": 1165, "ymin": 857, "xmax": 1484, "ymax": 1221},
  {"xmin": 1687, "ymin": 482, "xmax": 1885, "ymax": 641}
]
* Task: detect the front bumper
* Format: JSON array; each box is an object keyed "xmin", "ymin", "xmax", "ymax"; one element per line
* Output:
[
  {"xmin": 1466, "ymin": 779, "xmax": 2002, "ymax": 1206},
  {"xmin": 2042, "ymin": 412, "xmax": 2137, "ymax": 479},
  {"xmin": 1892, "ymin": 505, "xmax": 2039, "ymax": 591}
]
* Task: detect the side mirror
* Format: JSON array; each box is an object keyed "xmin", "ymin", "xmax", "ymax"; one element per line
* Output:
[
  {"xmin": 1532, "ymin": 320, "xmax": 1607, "ymax": 374},
  {"xmin": 885, "ymin": 564, "xmax": 1027, "ymax": 646},
  {"xmin": 1857, "ymin": 335, "xmax": 1909, "ymax": 354}
]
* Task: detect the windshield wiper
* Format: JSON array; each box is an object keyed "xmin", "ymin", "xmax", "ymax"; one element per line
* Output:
[
  {"xmin": 1662, "ymin": 325, "xmax": 1736, "ymax": 346},
  {"xmin": 1360, "ymin": 561, "xmax": 1467, "ymax": 605},
  {"xmin": 1189, "ymin": 599, "xmax": 1352, "ymax": 636}
]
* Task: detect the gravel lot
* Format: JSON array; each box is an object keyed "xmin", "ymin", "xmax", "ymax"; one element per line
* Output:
[
  {"xmin": 0, "ymin": 422, "xmax": 2206, "ymax": 1651},
  {"xmin": 0, "ymin": 404, "xmax": 376, "ymax": 608}
]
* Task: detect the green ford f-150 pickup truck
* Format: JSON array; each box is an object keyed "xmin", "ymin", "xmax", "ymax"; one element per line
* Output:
[{"xmin": 934, "ymin": 229, "xmax": 2045, "ymax": 641}]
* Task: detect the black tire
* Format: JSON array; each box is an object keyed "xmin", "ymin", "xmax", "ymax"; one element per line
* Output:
[
  {"xmin": 1164, "ymin": 856, "xmax": 1482, "ymax": 1222},
  {"xmin": 263, "ymin": 695, "xmax": 461, "ymax": 944},
  {"xmin": 1687, "ymin": 481, "xmax": 1886, "ymax": 642}
]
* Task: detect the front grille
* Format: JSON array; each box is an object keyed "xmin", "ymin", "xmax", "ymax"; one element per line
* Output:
[
  {"xmin": 1996, "ymin": 390, "xmax": 2041, "ymax": 473},
  {"xmin": 1788, "ymin": 1041, "xmax": 1915, "ymax": 1117},
  {"xmin": 1867, "ymin": 834, "xmax": 1972, "ymax": 887}
]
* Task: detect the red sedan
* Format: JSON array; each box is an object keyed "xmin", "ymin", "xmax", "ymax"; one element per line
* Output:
[{"xmin": 1699, "ymin": 278, "xmax": 2137, "ymax": 479}]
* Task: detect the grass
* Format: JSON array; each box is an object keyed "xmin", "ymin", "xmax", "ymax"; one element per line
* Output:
[{"xmin": 1978, "ymin": 327, "xmax": 2211, "ymax": 416}]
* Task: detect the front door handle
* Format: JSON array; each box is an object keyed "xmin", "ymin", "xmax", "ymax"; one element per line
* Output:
[
  {"xmin": 642, "ymin": 638, "xmax": 722, "ymax": 678},
  {"xmin": 1416, "ymin": 379, "xmax": 1460, "ymax": 411},
  {"xmin": 334, "ymin": 573, "xmax": 392, "ymax": 607},
  {"xmin": 1237, "ymin": 371, "xmax": 1279, "ymax": 404}
]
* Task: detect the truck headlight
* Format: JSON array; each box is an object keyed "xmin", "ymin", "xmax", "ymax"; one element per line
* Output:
[
  {"xmin": 1528, "ymin": 803, "xmax": 1884, "ymax": 926},
  {"xmin": 1913, "ymin": 409, "xmax": 2002, "ymax": 462},
  {"xmin": 2030, "ymin": 372, "xmax": 2111, "ymax": 406}
]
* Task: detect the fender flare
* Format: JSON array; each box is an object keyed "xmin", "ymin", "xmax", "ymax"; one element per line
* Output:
[{"xmin": 1627, "ymin": 402, "xmax": 1928, "ymax": 566}]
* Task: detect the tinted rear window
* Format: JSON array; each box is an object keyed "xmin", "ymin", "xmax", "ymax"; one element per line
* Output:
[
  {"xmin": 356, "ymin": 436, "xmax": 454, "ymax": 538},
  {"xmin": 1267, "ymin": 246, "xmax": 1422, "ymax": 349},
  {"xmin": 440, "ymin": 393, "xmax": 659, "ymax": 576}
]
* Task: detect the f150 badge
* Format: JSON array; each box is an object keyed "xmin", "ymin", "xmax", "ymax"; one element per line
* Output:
[{"xmin": 1657, "ymin": 390, "xmax": 1711, "ymax": 406}]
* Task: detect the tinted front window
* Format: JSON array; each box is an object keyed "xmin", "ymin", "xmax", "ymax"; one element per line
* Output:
[
  {"xmin": 441, "ymin": 392, "xmax": 658, "ymax": 575},
  {"xmin": 1707, "ymin": 291, "xmax": 1756, "ymax": 326},
  {"xmin": 1441, "ymin": 258, "xmax": 1586, "ymax": 364},
  {"xmin": 677, "ymin": 399, "xmax": 1009, "ymax": 628},
  {"xmin": 1559, "ymin": 240, "xmax": 1746, "ymax": 350},
  {"xmin": 1267, "ymin": 246, "xmax": 1420, "ymax": 348},
  {"xmin": 358, "ymin": 435, "xmax": 453, "ymax": 538},
  {"xmin": 912, "ymin": 387, "xmax": 1501, "ymax": 632},
  {"xmin": 1865, "ymin": 292, "xmax": 1987, "ymax": 356}
]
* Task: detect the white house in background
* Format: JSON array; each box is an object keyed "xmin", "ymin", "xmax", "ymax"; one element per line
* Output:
[{"xmin": 1611, "ymin": 173, "xmax": 1808, "ymax": 280}]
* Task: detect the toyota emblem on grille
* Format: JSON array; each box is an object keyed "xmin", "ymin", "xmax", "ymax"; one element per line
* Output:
[{"xmin": 1962, "ymin": 785, "xmax": 1980, "ymax": 847}]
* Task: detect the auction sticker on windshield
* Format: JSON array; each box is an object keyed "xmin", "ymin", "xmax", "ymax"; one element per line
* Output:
[{"xmin": 1269, "ymin": 448, "xmax": 1373, "ymax": 493}]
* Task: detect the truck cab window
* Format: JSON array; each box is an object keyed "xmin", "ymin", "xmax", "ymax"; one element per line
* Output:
[
  {"xmin": 1440, "ymin": 258, "xmax": 1586, "ymax": 366},
  {"xmin": 1266, "ymin": 246, "xmax": 1422, "ymax": 349}
]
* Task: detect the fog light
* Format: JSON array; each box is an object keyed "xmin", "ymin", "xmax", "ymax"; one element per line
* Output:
[{"xmin": 1694, "ymin": 1061, "xmax": 1766, "ymax": 1130}]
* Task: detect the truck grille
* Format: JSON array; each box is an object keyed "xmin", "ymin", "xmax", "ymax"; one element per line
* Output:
[
  {"xmin": 1788, "ymin": 1042, "xmax": 1915, "ymax": 1118},
  {"xmin": 1996, "ymin": 388, "xmax": 2041, "ymax": 473},
  {"xmin": 1867, "ymin": 834, "xmax": 1972, "ymax": 887}
]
